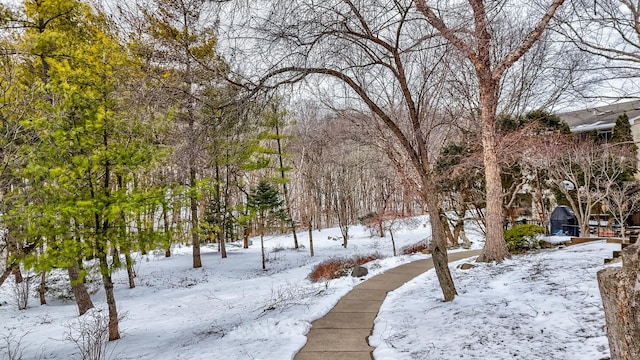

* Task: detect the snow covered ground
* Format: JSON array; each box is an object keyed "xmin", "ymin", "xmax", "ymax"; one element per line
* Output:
[
  {"xmin": 0, "ymin": 218, "xmax": 618, "ymax": 360},
  {"xmin": 371, "ymin": 240, "xmax": 616, "ymax": 360}
]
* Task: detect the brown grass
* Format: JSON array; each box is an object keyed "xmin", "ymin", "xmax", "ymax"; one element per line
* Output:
[
  {"xmin": 401, "ymin": 241, "xmax": 429, "ymax": 255},
  {"xmin": 308, "ymin": 253, "xmax": 383, "ymax": 282}
]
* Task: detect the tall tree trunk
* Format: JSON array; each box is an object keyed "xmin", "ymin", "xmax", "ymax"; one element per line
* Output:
[
  {"xmin": 67, "ymin": 264, "xmax": 94, "ymax": 316},
  {"xmin": 39, "ymin": 271, "xmax": 47, "ymax": 305},
  {"xmin": 414, "ymin": 0, "xmax": 564, "ymax": 261},
  {"xmin": 390, "ymin": 230, "xmax": 397, "ymax": 257},
  {"xmin": 260, "ymin": 222, "xmax": 266, "ymax": 271},
  {"xmin": 275, "ymin": 120, "xmax": 299, "ymax": 249},
  {"xmin": 99, "ymin": 261, "xmax": 120, "ymax": 341},
  {"xmin": 477, "ymin": 78, "xmax": 510, "ymax": 263},
  {"xmin": 308, "ymin": 220, "xmax": 314, "ymax": 257},
  {"xmin": 190, "ymin": 166, "xmax": 202, "ymax": 268},
  {"xmin": 215, "ymin": 163, "xmax": 228, "ymax": 259},
  {"xmin": 220, "ymin": 231, "xmax": 227, "ymax": 258},
  {"xmin": 162, "ymin": 201, "xmax": 172, "ymax": 257},
  {"xmin": 172, "ymin": 197, "xmax": 182, "ymax": 244},
  {"xmin": 125, "ymin": 253, "xmax": 136, "ymax": 289},
  {"xmin": 97, "ymin": 225, "xmax": 119, "ymax": 340},
  {"xmin": 422, "ymin": 179, "xmax": 457, "ymax": 301},
  {"xmin": 98, "ymin": 127, "xmax": 119, "ymax": 340}
]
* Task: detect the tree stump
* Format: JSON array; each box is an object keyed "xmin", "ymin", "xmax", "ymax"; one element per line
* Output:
[{"xmin": 597, "ymin": 242, "xmax": 640, "ymax": 360}]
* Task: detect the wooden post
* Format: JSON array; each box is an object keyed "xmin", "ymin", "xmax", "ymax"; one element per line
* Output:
[{"xmin": 597, "ymin": 242, "xmax": 640, "ymax": 360}]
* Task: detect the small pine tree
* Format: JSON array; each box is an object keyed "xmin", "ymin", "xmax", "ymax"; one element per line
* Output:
[
  {"xmin": 611, "ymin": 113, "xmax": 638, "ymax": 178},
  {"xmin": 611, "ymin": 113, "xmax": 633, "ymax": 144},
  {"xmin": 247, "ymin": 180, "xmax": 287, "ymax": 270}
]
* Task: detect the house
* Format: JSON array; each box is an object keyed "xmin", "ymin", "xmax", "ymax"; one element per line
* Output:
[
  {"xmin": 558, "ymin": 100, "xmax": 640, "ymax": 134},
  {"xmin": 558, "ymin": 99, "xmax": 640, "ymax": 172}
]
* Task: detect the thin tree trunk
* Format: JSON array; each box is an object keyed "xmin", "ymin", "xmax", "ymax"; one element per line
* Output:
[
  {"xmin": 67, "ymin": 264, "xmax": 94, "ymax": 316},
  {"xmin": 390, "ymin": 230, "xmax": 397, "ymax": 257},
  {"xmin": 260, "ymin": 224, "xmax": 266, "ymax": 271},
  {"xmin": 172, "ymin": 197, "xmax": 182, "ymax": 244},
  {"xmin": 308, "ymin": 220, "xmax": 314, "ymax": 257},
  {"xmin": 220, "ymin": 232, "xmax": 227, "ymax": 258},
  {"xmin": 39, "ymin": 271, "xmax": 47, "ymax": 305},
  {"xmin": 100, "ymin": 267, "xmax": 120, "ymax": 341},
  {"xmin": 275, "ymin": 120, "xmax": 299, "ymax": 249},
  {"xmin": 215, "ymin": 163, "xmax": 227, "ymax": 259},
  {"xmin": 163, "ymin": 201, "xmax": 171, "ymax": 257},
  {"xmin": 125, "ymin": 253, "xmax": 136, "ymax": 289},
  {"xmin": 97, "ymin": 230, "xmax": 119, "ymax": 340},
  {"xmin": 190, "ymin": 166, "xmax": 202, "ymax": 268}
]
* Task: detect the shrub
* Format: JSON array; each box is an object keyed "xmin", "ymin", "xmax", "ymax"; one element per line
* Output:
[
  {"xmin": 64, "ymin": 309, "xmax": 115, "ymax": 360},
  {"xmin": 401, "ymin": 240, "xmax": 429, "ymax": 255},
  {"xmin": 308, "ymin": 253, "xmax": 382, "ymax": 282},
  {"xmin": 2, "ymin": 331, "xmax": 27, "ymax": 360},
  {"xmin": 504, "ymin": 224, "xmax": 545, "ymax": 254},
  {"xmin": 12, "ymin": 275, "xmax": 33, "ymax": 311}
]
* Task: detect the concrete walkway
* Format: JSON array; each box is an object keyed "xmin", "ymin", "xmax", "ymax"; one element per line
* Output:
[{"xmin": 294, "ymin": 250, "xmax": 482, "ymax": 360}]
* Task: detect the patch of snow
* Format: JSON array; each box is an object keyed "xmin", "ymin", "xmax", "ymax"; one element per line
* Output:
[{"xmin": 371, "ymin": 241, "xmax": 619, "ymax": 360}]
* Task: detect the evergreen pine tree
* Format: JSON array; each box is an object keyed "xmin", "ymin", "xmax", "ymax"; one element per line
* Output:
[
  {"xmin": 247, "ymin": 180, "xmax": 286, "ymax": 270},
  {"xmin": 611, "ymin": 113, "xmax": 638, "ymax": 178}
]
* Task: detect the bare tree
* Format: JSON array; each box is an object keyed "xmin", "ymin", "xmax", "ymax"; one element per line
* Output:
[
  {"xmin": 230, "ymin": 0, "xmax": 469, "ymax": 300},
  {"xmin": 603, "ymin": 181, "xmax": 640, "ymax": 238},
  {"xmin": 559, "ymin": 0, "xmax": 640, "ymax": 99},
  {"xmin": 548, "ymin": 141, "xmax": 632, "ymax": 236},
  {"xmin": 413, "ymin": 0, "xmax": 567, "ymax": 262}
]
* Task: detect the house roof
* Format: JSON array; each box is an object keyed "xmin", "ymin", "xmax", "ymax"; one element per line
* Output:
[{"xmin": 557, "ymin": 100, "xmax": 640, "ymax": 133}]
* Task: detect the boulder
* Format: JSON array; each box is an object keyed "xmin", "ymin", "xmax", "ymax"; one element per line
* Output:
[
  {"xmin": 459, "ymin": 263, "xmax": 475, "ymax": 270},
  {"xmin": 351, "ymin": 266, "xmax": 368, "ymax": 278}
]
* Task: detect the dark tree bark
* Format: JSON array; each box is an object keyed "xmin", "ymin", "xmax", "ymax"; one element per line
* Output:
[
  {"xmin": 308, "ymin": 220, "xmax": 314, "ymax": 257},
  {"xmin": 163, "ymin": 201, "xmax": 172, "ymax": 257},
  {"xmin": 125, "ymin": 253, "xmax": 136, "ymax": 289},
  {"xmin": 39, "ymin": 271, "xmax": 47, "ymax": 305},
  {"xmin": 243, "ymin": 226, "xmax": 249, "ymax": 249},
  {"xmin": 100, "ymin": 268, "xmax": 120, "ymax": 341},
  {"xmin": 67, "ymin": 264, "xmax": 94, "ymax": 316}
]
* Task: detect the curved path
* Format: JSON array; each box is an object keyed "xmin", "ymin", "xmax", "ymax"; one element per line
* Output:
[{"xmin": 294, "ymin": 250, "xmax": 482, "ymax": 360}]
